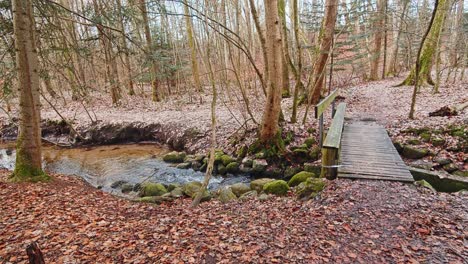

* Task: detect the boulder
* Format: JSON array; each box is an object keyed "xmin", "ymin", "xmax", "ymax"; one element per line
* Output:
[
  {"xmin": 284, "ymin": 166, "xmax": 302, "ymax": 179},
  {"xmin": 288, "ymin": 171, "xmax": 315, "ymax": 187},
  {"xmin": 139, "ymin": 182, "xmax": 168, "ymax": 197},
  {"xmin": 137, "ymin": 196, "xmax": 173, "ymax": 204},
  {"xmin": 121, "ymin": 183, "xmax": 134, "ymax": 193},
  {"xmin": 167, "ymin": 183, "xmax": 181, "ymax": 192},
  {"xmin": 182, "ymin": 181, "xmax": 203, "ymax": 197},
  {"xmin": 443, "ymin": 163, "xmax": 459, "ymax": 173},
  {"xmin": 393, "ymin": 142, "xmax": 403, "ymax": 153},
  {"xmin": 409, "ymin": 167, "xmax": 468, "ymax": 192},
  {"xmin": 239, "ymin": 190, "xmax": 258, "ymax": 201},
  {"xmin": 419, "ymin": 133, "xmax": 431, "ymax": 142},
  {"xmin": 218, "ymin": 188, "xmax": 237, "ymax": 203},
  {"xmin": 241, "ymin": 157, "xmax": 253, "ymax": 168},
  {"xmin": 239, "ymin": 165, "xmax": 253, "ymax": 174},
  {"xmin": 401, "ymin": 146, "xmax": 428, "ymax": 159},
  {"xmin": 176, "ymin": 162, "xmax": 191, "ymax": 169},
  {"xmin": 111, "ymin": 180, "xmax": 127, "ymax": 189},
  {"xmin": 414, "ymin": 180, "xmax": 436, "ymax": 192},
  {"xmin": 191, "ymin": 161, "xmax": 202, "ymax": 171},
  {"xmin": 409, "ymin": 160, "xmax": 433, "ymax": 171},
  {"xmin": 163, "ymin": 151, "xmax": 186, "ymax": 163},
  {"xmin": 221, "ymin": 155, "xmax": 235, "ymax": 166},
  {"xmin": 296, "ymin": 178, "xmax": 327, "ymax": 200},
  {"xmin": 303, "ymin": 163, "xmax": 321, "ymax": 175},
  {"xmin": 406, "ymin": 138, "xmax": 421, "ymax": 145},
  {"xmin": 226, "ymin": 162, "xmax": 240, "ymax": 174},
  {"xmin": 263, "ymin": 180, "xmax": 289, "ymax": 196},
  {"xmin": 170, "ymin": 187, "xmax": 184, "ymax": 198},
  {"xmin": 258, "ymin": 193, "xmax": 270, "ymax": 201},
  {"xmin": 250, "ymin": 178, "xmax": 274, "ymax": 192},
  {"xmin": 304, "ymin": 137, "xmax": 316, "ymax": 148},
  {"xmin": 252, "ymin": 159, "xmax": 268, "ymax": 173},
  {"xmin": 453, "ymin": 170, "xmax": 468, "ymax": 177},
  {"xmin": 230, "ymin": 183, "xmax": 251, "ymax": 197},
  {"xmin": 236, "ymin": 145, "xmax": 248, "ymax": 159},
  {"xmin": 217, "ymin": 164, "xmax": 227, "ymax": 175},
  {"xmin": 432, "ymin": 137, "xmax": 446, "ymax": 147},
  {"xmin": 434, "ymin": 158, "xmax": 452, "ymax": 166},
  {"xmin": 264, "ymin": 167, "xmax": 282, "ymax": 178},
  {"xmin": 309, "ymin": 147, "xmax": 321, "ymax": 161}
]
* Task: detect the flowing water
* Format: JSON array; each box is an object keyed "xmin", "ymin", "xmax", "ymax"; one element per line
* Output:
[{"xmin": 0, "ymin": 143, "xmax": 250, "ymax": 196}]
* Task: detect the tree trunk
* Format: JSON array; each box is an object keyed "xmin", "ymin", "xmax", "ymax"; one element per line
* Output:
[
  {"xmin": 139, "ymin": 0, "xmax": 160, "ymax": 101},
  {"xmin": 449, "ymin": 0, "xmax": 464, "ymax": 66},
  {"xmin": 386, "ymin": 0, "xmax": 409, "ymax": 76},
  {"xmin": 116, "ymin": 0, "xmax": 135, "ymax": 96},
  {"xmin": 248, "ymin": 0, "xmax": 268, "ymax": 96},
  {"xmin": 184, "ymin": 0, "xmax": 202, "ymax": 93},
  {"xmin": 400, "ymin": 0, "xmax": 449, "ymax": 86},
  {"xmin": 291, "ymin": 0, "xmax": 303, "ymax": 123},
  {"xmin": 369, "ymin": 0, "xmax": 385, "ymax": 80},
  {"xmin": 259, "ymin": 0, "xmax": 283, "ymax": 144},
  {"xmin": 308, "ymin": 0, "xmax": 338, "ymax": 106},
  {"xmin": 278, "ymin": 0, "xmax": 290, "ymax": 97},
  {"xmin": 11, "ymin": 0, "xmax": 47, "ymax": 181}
]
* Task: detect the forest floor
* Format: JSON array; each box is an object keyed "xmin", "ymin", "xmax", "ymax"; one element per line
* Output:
[{"xmin": 1, "ymin": 170, "xmax": 467, "ymax": 263}]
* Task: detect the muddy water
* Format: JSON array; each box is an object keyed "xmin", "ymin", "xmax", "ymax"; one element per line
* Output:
[{"xmin": 0, "ymin": 143, "xmax": 249, "ymax": 196}]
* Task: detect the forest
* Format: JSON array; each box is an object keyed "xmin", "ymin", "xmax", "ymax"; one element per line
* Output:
[{"xmin": 0, "ymin": 0, "xmax": 467, "ymax": 262}]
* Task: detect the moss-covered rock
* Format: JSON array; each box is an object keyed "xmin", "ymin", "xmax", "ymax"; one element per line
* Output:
[
  {"xmin": 410, "ymin": 160, "xmax": 433, "ymax": 171},
  {"xmin": 139, "ymin": 182, "xmax": 168, "ymax": 197},
  {"xmin": 414, "ymin": 180, "xmax": 436, "ymax": 192},
  {"xmin": 284, "ymin": 166, "xmax": 302, "ymax": 179},
  {"xmin": 453, "ymin": 170, "xmax": 468, "ymax": 177},
  {"xmin": 401, "ymin": 146, "xmax": 428, "ymax": 159},
  {"xmin": 263, "ymin": 180, "xmax": 289, "ymax": 196},
  {"xmin": 250, "ymin": 178, "xmax": 274, "ymax": 192},
  {"xmin": 236, "ymin": 145, "xmax": 248, "ymax": 159},
  {"xmin": 218, "ymin": 188, "xmax": 237, "ymax": 203},
  {"xmin": 239, "ymin": 190, "xmax": 258, "ymax": 201},
  {"xmin": 393, "ymin": 142, "xmax": 403, "ymax": 153},
  {"xmin": 304, "ymin": 137, "xmax": 316, "ymax": 148},
  {"xmin": 111, "ymin": 180, "xmax": 127, "ymax": 189},
  {"xmin": 407, "ymin": 138, "xmax": 421, "ymax": 145},
  {"xmin": 217, "ymin": 164, "xmax": 227, "ymax": 175},
  {"xmin": 258, "ymin": 193, "xmax": 270, "ymax": 201},
  {"xmin": 409, "ymin": 167, "xmax": 468, "ymax": 192},
  {"xmin": 443, "ymin": 163, "xmax": 459, "ymax": 173},
  {"xmin": 163, "ymin": 151, "xmax": 186, "ymax": 163},
  {"xmin": 303, "ymin": 163, "xmax": 321, "ymax": 175},
  {"xmin": 176, "ymin": 162, "xmax": 191, "ymax": 169},
  {"xmin": 121, "ymin": 183, "xmax": 134, "ymax": 193},
  {"xmin": 182, "ymin": 181, "xmax": 203, "ymax": 197},
  {"xmin": 241, "ymin": 157, "xmax": 253, "ymax": 168},
  {"xmin": 230, "ymin": 183, "xmax": 251, "ymax": 197},
  {"xmin": 221, "ymin": 154, "xmax": 235, "ymax": 166},
  {"xmin": 419, "ymin": 132, "xmax": 431, "ymax": 142},
  {"xmin": 434, "ymin": 158, "xmax": 451, "ymax": 166},
  {"xmin": 137, "ymin": 196, "xmax": 173, "ymax": 204},
  {"xmin": 288, "ymin": 171, "xmax": 315, "ymax": 187},
  {"xmin": 309, "ymin": 147, "xmax": 321, "ymax": 161},
  {"xmin": 431, "ymin": 137, "xmax": 446, "ymax": 147},
  {"xmin": 170, "ymin": 187, "xmax": 184, "ymax": 198},
  {"xmin": 226, "ymin": 162, "xmax": 240, "ymax": 174},
  {"xmin": 167, "ymin": 183, "xmax": 181, "ymax": 192},
  {"xmin": 296, "ymin": 178, "xmax": 327, "ymax": 200},
  {"xmin": 252, "ymin": 159, "xmax": 268, "ymax": 173}
]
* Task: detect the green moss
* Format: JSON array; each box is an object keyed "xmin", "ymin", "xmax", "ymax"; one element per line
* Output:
[
  {"xmin": 263, "ymin": 180, "xmax": 289, "ymax": 196},
  {"xmin": 249, "ymin": 130, "xmax": 285, "ymax": 159},
  {"xmin": 284, "ymin": 131, "xmax": 294, "ymax": 145},
  {"xmin": 163, "ymin": 151, "xmax": 186, "ymax": 163},
  {"xmin": 288, "ymin": 171, "xmax": 315, "ymax": 187},
  {"xmin": 309, "ymin": 146, "xmax": 321, "ymax": 161},
  {"xmin": 236, "ymin": 145, "xmax": 247, "ymax": 159},
  {"xmin": 221, "ymin": 154, "xmax": 235, "ymax": 166},
  {"xmin": 431, "ymin": 137, "xmax": 446, "ymax": 147},
  {"xmin": 296, "ymin": 178, "xmax": 327, "ymax": 200},
  {"xmin": 217, "ymin": 164, "xmax": 227, "ymax": 175},
  {"xmin": 10, "ymin": 163, "xmax": 50, "ymax": 183},
  {"xmin": 304, "ymin": 137, "xmax": 316, "ymax": 148},
  {"xmin": 226, "ymin": 162, "xmax": 240, "ymax": 174},
  {"xmin": 250, "ymin": 178, "xmax": 275, "ymax": 192},
  {"xmin": 139, "ymin": 183, "xmax": 168, "ymax": 197},
  {"xmin": 414, "ymin": 180, "xmax": 436, "ymax": 192},
  {"xmin": 407, "ymin": 139, "xmax": 421, "ymax": 145},
  {"xmin": 420, "ymin": 133, "xmax": 431, "ymax": 142}
]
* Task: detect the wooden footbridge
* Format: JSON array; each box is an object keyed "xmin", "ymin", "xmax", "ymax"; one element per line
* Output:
[{"xmin": 316, "ymin": 90, "xmax": 414, "ymax": 182}]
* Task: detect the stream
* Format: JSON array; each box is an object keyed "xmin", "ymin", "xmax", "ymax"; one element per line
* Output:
[{"xmin": 0, "ymin": 143, "xmax": 250, "ymax": 196}]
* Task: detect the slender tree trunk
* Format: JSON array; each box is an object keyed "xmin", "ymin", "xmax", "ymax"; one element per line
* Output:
[
  {"xmin": 450, "ymin": 0, "xmax": 464, "ymax": 66},
  {"xmin": 291, "ymin": 0, "xmax": 303, "ymax": 123},
  {"xmin": 248, "ymin": 0, "xmax": 268, "ymax": 96},
  {"xmin": 183, "ymin": 0, "xmax": 203, "ymax": 93},
  {"xmin": 409, "ymin": 0, "xmax": 440, "ymax": 119},
  {"xmin": 278, "ymin": 0, "xmax": 290, "ymax": 97},
  {"xmin": 116, "ymin": 0, "xmax": 135, "ymax": 96},
  {"xmin": 387, "ymin": 0, "xmax": 409, "ymax": 76},
  {"xmin": 11, "ymin": 0, "xmax": 47, "ymax": 181},
  {"xmin": 400, "ymin": 0, "xmax": 449, "ymax": 86},
  {"xmin": 259, "ymin": 0, "xmax": 283, "ymax": 144},
  {"xmin": 307, "ymin": 0, "xmax": 338, "ymax": 107},
  {"xmin": 369, "ymin": 0, "xmax": 385, "ymax": 80},
  {"xmin": 139, "ymin": 0, "xmax": 160, "ymax": 101}
]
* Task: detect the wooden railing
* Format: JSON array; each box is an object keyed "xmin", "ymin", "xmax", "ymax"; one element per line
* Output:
[{"xmin": 314, "ymin": 90, "xmax": 346, "ymax": 180}]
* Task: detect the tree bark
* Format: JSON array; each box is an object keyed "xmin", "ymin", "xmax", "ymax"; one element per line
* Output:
[
  {"xmin": 116, "ymin": 0, "xmax": 135, "ymax": 96},
  {"xmin": 400, "ymin": 0, "xmax": 449, "ymax": 86},
  {"xmin": 11, "ymin": 0, "xmax": 47, "ymax": 181},
  {"xmin": 184, "ymin": 0, "xmax": 202, "ymax": 93},
  {"xmin": 139, "ymin": 0, "xmax": 160, "ymax": 101},
  {"xmin": 291, "ymin": 0, "xmax": 303, "ymax": 123},
  {"xmin": 278, "ymin": 0, "xmax": 290, "ymax": 97},
  {"xmin": 259, "ymin": 0, "xmax": 283, "ymax": 144},
  {"xmin": 386, "ymin": 0, "xmax": 409, "ymax": 76},
  {"xmin": 369, "ymin": 0, "xmax": 385, "ymax": 80},
  {"xmin": 308, "ymin": 0, "xmax": 338, "ymax": 106}
]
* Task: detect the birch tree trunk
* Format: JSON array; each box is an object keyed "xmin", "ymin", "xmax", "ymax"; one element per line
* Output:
[{"xmin": 11, "ymin": 0, "xmax": 47, "ymax": 181}]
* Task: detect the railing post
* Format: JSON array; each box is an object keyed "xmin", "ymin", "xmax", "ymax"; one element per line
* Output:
[
  {"xmin": 319, "ymin": 113, "xmax": 324, "ymax": 147},
  {"xmin": 332, "ymin": 101, "xmax": 336, "ymax": 117},
  {"xmin": 320, "ymin": 147, "xmax": 338, "ymax": 180}
]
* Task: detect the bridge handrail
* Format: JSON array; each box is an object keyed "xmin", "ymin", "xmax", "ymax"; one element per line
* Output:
[{"xmin": 320, "ymin": 102, "xmax": 346, "ymax": 179}]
